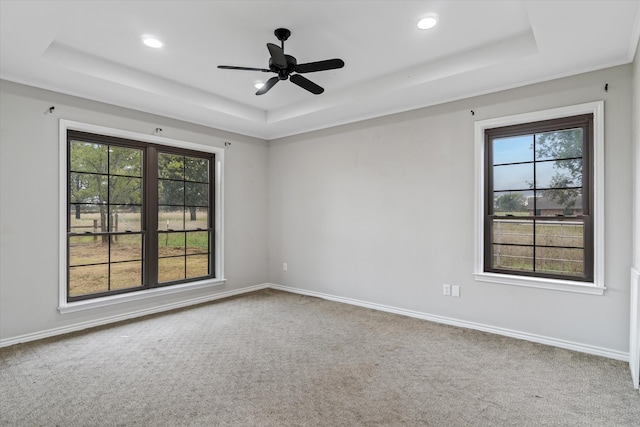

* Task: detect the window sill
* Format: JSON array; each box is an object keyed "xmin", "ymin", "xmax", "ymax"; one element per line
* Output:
[
  {"xmin": 473, "ymin": 272, "xmax": 605, "ymax": 295},
  {"xmin": 58, "ymin": 278, "xmax": 227, "ymax": 314}
]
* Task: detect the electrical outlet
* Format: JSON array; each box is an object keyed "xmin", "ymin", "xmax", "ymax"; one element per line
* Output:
[
  {"xmin": 282, "ymin": 262, "xmax": 288, "ymax": 272},
  {"xmin": 452, "ymin": 285, "xmax": 460, "ymax": 297},
  {"xmin": 443, "ymin": 284, "xmax": 451, "ymax": 296}
]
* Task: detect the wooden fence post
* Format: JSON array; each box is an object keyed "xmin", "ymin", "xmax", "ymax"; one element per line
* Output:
[
  {"xmin": 113, "ymin": 213, "xmax": 118, "ymax": 242},
  {"xmin": 496, "ymin": 220, "xmax": 501, "ymax": 267}
]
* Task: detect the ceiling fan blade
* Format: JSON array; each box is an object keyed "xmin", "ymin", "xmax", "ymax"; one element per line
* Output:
[
  {"xmin": 256, "ymin": 76, "xmax": 280, "ymax": 95},
  {"xmin": 295, "ymin": 59, "xmax": 344, "ymax": 73},
  {"xmin": 218, "ymin": 65, "xmax": 271, "ymax": 72},
  {"xmin": 290, "ymin": 74, "xmax": 324, "ymax": 95},
  {"xmin": 267, "ymin": 43, "xmax": 287, "ymax": 69}
]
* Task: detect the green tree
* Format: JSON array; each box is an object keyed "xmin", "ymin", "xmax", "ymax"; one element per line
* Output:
[
  {"xmin": 158, "ymin": 154, "xmax": 209, "ymax": 221},
  {"xmin": 534, "ymin": 129, "xmax": 583, "ymax": 214},
  {"xmin": 495, "ymin": 193, "xmax": 526, "ymax": 213},
  {"xmin": 70, "ymin": 142, "xmax": 141, "ymax": 240}
]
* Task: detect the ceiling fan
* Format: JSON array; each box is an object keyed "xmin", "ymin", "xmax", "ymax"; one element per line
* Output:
[{"xmin": 218, "ymin": 28, "xmax": 345, "ymax": 96}]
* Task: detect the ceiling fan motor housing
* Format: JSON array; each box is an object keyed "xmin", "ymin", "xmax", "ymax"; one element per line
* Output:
[{"xmin": 270, "ymin": 55, "xmax": 297, "ymax": 79}]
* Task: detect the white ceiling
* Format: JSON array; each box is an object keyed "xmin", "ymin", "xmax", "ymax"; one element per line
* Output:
[{"xmin": 1, "ymin": 1, "xmax": 639, "ymax": 140}]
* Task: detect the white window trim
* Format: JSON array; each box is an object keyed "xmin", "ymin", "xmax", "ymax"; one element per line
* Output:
[
  {"xmin": 473, "ymin": 101, "xmax": 605, "ymax": 295},
  {"xmin": 58, "ymin": 119, "xmax": 225, "ymax": 313}
]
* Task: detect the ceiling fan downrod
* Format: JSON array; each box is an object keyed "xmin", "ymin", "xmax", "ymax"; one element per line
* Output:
[{"xmin": 274, "ymin": 28, "xmax": 291, "ymax": 49}]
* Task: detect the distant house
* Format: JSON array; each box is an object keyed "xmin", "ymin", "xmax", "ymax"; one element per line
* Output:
[{"xmin": 526, "ymin": 195, "xmax": 583, "ymax": 216}]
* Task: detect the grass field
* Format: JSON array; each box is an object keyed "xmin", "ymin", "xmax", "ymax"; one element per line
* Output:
[
  {"xmin": 70, "ymin": 209, "xmax": 208, "ymax": 232},
  {"xmin": 69, "ymin": 211, "xmax": 210, "ymax": 297},
  {"xmin": 492, "ymin": 219, "xmax": 585, "ymax": 276}
]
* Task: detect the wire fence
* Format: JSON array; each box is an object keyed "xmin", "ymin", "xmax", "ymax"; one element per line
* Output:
[
  {"xmin": 493, "ymin": 219, "xmax": 584, "ymax": 275},
  {"xmin": 70, "ymin": 213, "xmax": 132, "ymax": 241}
]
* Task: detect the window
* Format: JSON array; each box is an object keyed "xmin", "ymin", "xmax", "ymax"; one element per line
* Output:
[
  {"xmin": 60, "ymin": 121, "xmax": 224, "ymax": 309},
  {"xmin": 157, "ymin": 152, "xmax": 212, "ymax": 284},
  {"xmin": 474, "ymin": 102, "xmax": 604, "ymax": 294},
  {"xmin": 486, "ymin": 115, "xmax": 593, "ymax": 280},
  {"xmin": 68, "ymin": 137, "xmax": 145, "ymax": 299}
]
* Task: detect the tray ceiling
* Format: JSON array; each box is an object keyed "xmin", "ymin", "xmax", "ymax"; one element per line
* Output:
[{"xmin": 1, "ymin": 1, "xmax": 639, "ymax": 139}]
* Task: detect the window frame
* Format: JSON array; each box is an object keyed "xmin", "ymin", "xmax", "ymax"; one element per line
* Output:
[
  {"xmin": 473, "ymin": 102, "xmax": 605, "ymax": 295},
  {"xmin": 59, "ymin": 120, "xmax": 225, "ymax": 313},
  {"xmin": 484, "ymin": 114, "xmax": 593, "ymax": 281}
]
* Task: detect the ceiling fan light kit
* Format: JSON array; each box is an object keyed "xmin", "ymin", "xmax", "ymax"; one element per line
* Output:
[
  {"xmin": 417, "ymin": 14, "xmax": 438, "ymax": 30},
  {"xmin": 218, "ymin": 28, "xmax": 344, "ymax": 95}
]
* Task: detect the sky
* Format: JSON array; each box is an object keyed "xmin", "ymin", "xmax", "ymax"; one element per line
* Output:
[{"xmin": 492, "ymin": 132, "xmax": 580, "ymax": 196}]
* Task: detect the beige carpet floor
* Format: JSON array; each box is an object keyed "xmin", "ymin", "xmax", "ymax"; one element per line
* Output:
[{"xmin": 1, "ymin": 289, "xmax": 639, "ymax": 426}]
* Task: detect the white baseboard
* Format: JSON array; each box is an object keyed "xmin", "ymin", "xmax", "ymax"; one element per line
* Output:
[
  {"xmin": 0, "ymin": 283, "xmax": 269, "ymax": 349},
  {"xmin": 630, "ymin": 268, "xmax": 640, "ymax": 389},
  {"xmin": 268, "ymin": 283, "xmax": 630, "ymax": 363},
  {"xmin": 1, "ymin": 282, "xmax": 631, "ymax": 364}
]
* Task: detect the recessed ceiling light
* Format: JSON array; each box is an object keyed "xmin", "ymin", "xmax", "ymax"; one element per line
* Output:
[
  {"xmin": 417, "ymin": 15, "xmax": 438, "ymax": 30},
  {"xmin": 143, "ymin": 37, "xmax": 163, "ymax": 48},
  {"xmin": 254, "ymin": 82, "xmax": 265, "ymax": 89}
]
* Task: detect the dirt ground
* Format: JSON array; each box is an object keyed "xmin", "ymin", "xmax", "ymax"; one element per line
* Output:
[{"xmin": 68, "ymin": 239, "xmax": 208, "ymax": 297}]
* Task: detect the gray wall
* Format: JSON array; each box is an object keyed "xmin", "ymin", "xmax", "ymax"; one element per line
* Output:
[
  {"xmin": 0, "ymin": 81, "xmax": 269, "ymax": 341},
  {"xmin": 0, "ymin": 63, "xmax": 635, "ymax": 356},
  {"xmin": 634, "ymin": 38, "xmax": 640, "ymax": 278},
  {"xmin": 268, "ymin": 65, "xmax": 633, "ymax": 354},
  {"xmin": 632, "ymin": 35, "xmax": 640, "ymax": 377}
]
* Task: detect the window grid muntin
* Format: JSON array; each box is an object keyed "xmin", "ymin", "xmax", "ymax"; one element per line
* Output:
[
  {"xmin": 484, "ymin": 114, "xmax": 593, "ymax": 281},
  {"xmin": 67, "ymin": 131, "xmax": 215, "ymax": 302}
]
